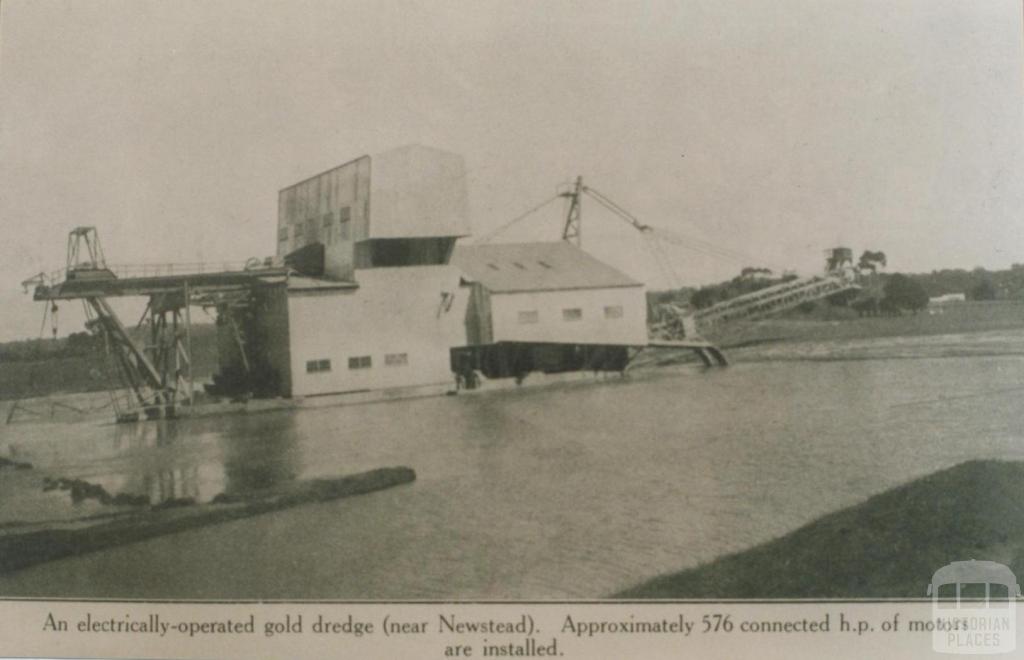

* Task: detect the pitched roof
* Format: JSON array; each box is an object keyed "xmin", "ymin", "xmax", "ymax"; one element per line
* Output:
[{"xmin": 452, "ymin": 242, "xmax": 642, "ymax": 293}]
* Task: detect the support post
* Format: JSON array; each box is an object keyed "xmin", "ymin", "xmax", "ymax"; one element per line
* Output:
[
  {"xmin": 229, "ymin": 314, "xmax": 251, "ymax": 373},
  {"xmin": 184, "ymin": 283, "xmax": 193, "ymax": 407},
  {"xmin": 172, "ymin": 308, "xmax": 179, "ymax": 388},
  {"xmin": 693, "ymin": 348, "xmax": 714, "ymax": 367}
]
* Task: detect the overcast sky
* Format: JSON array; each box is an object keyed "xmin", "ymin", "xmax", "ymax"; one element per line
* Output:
[{"xmin": 1, "ymin": 0, "xmax": 1022, "ymax": 341}]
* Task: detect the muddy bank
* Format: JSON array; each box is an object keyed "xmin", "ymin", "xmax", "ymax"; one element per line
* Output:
[
  {"xmin": 0, "ymin": 456, "xmax": 33, "ymax": 470},
  {"xmin": 617, "ymin": 460, "xmax": 1024, "ymax": 599},
  {"xmin": 0, "ymin": 466, "xmax": 415, "ymax": 575}
]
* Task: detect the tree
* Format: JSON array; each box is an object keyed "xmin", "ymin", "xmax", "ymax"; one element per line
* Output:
[
  {"xmin": 969, "ymin": 279, "xmax": 997, "ymax": 301},
  {"xmin": 826, "ymin": 289, "xmax": 860, "ymax": 307},
  {"xmin": 690, "ymin": 287, "xmax": 719, "ymax": 309},
  {"xmin": 858, "ymin": 250, "xmax": 887, "ymax": 274},
  {"xmin": 882, "ymin": 274, "xmax": 929, "ymax": 313},
  {"xmin": 739, "ymin": 266, "xmax": 772, "ymax": 280},
  {"xmin": 66, "ymin": 331, "xmax": 98, "ymax": 354}
]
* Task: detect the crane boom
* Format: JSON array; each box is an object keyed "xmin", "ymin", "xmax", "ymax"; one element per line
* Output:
[
  {"xmin": 558, "ymin": 177, "xmax": 861, "ymax": 339},
  {"xmin": 559, "ymin": 176, "xmax": 584, "ymax": 245}
]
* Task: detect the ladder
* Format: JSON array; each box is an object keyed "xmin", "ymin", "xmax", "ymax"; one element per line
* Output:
[
  {"xmin": 84, "ymin": 297, "xmax": 173, "ymax": 419},
  {"xmin": 690, "ymin": 274, "xmax": 859, "ymax": 330}
]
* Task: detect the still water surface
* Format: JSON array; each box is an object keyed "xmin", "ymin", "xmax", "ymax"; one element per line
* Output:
[{"xmin": 1, "ymin": 341, "xmax": 1023, "ymax": 598}]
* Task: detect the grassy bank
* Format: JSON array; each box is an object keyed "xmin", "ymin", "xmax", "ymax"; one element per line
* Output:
[
  {"xmin": 712, "ymin": 300, "xmax": 1024, "ymax": 349},
  {"xmin": 617, "ymin": 460, "xmax": 1024, "ymax": 599},
  {"xmin": 0, "ymin": 466, "xmax": 415, "ymax": 574}
]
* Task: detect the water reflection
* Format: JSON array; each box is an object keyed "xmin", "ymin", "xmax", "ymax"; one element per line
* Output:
[
  {"xmin": 110, "ymin": 417, "xmax": 181, "ymax": 451},
  {"xmin": 219, "ymin": 414, "xmax": 302, "ymax": 494},
  {"xmin": 86, "ymin": 419, "xmax": 214, "ymax": 505},
  {"xmin": 11, "ymin": 413, "xmax": 305, "ymax": 510},
  {"xmin": 5, "ymin": 353, "xmax": 1024, "ymax": 598}
]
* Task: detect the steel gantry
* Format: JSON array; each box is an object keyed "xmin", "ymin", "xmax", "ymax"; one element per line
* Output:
[{"xmin": 27, "ymin": 227, "xmax": 286, "ymax": 421}]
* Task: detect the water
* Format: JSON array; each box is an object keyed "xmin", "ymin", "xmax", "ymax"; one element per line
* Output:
[{"xmin": 1, "ymin": 335, "xmax": 1024, "ymax": 599}]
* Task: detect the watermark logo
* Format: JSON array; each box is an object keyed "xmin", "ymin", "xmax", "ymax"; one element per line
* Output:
[{"xmin": 927, "ymin": 560, "xmax": 1020, "ymax": 654}]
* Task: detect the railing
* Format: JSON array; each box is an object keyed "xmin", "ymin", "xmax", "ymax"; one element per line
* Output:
[
  {"xmin": 21, "ymin": 269, "xmax": 68, "ymax": 290},
  {"xmin": 36, "ymin": 259, "xmax": 278, "ymax": 288},
  {"xmin": 104, "ymin": 261, "xmax": 254, "ymax": 278}
]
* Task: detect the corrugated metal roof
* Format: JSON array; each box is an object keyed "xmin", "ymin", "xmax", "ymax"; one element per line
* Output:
[{"xmin": 452, "ymin": 242, "xmax": 642, "ymax": 293}]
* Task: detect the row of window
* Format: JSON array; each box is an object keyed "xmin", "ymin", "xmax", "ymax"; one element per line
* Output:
[
  {"xmin": 305, "ymin": 352, "xmax": 408, "ymax": 374},
  {"xmin": 517, "ymin": 305, "xmax": 623, "ymax": 325},
  {"xmin": 279, "ymin": 206, "xmax": 353, "ymax": 243}
]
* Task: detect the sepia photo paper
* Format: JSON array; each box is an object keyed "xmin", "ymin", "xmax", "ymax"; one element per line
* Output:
[{"xmin": 1, "ymin": 1, "xmax": 1024, "ymax": 658}]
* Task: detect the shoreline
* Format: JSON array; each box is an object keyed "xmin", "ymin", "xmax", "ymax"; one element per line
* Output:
[
  {"xmin": 0, "ymin": 355, "xmax": 1020, "ymax": 598},
  {"xmin": 5, "ymin": 325, "xmax": 1024, "ymax": 427},
  {"xmin": 709, "ymin": 299, "xmax": 1024, "ymax": 347},
  {"xmin": 0, "ymin": 466, "xmax": 416, "ymax": 575},
  {"xmin": 2, "ymin": 319, "xmax": 1022, "ymax": 595}
]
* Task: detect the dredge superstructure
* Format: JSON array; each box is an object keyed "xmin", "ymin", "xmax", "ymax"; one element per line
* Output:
[{"xmin": 23, "ymin": 146, "xmax": 858, "ymax": 422}]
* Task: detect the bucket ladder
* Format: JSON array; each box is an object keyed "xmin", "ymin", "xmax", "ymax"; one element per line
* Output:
[{"xmin": 84, "ymin": 291, "xmax": 194, "ymax": 421}]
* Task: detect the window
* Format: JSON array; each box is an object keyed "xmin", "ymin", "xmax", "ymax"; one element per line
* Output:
[
  {"xmin": 305, "ymin": 217, "xmax": 317, "ymax": 242},
  {"xmin": 604, "ymin": 305, "xmax": 624, "ymax": 319},
  {"xmin": 990, "ymin": 583, "xmax": 1011, "ymax": 608},
  {"xmin": 936, "ymin": 583, "xmax": 957, "ymax": 609},
  {"xmin": 321, "ymin": 212, "xmax": 333, "ymax": 229},
  {"xmin": 487, "ymin": 263, "xmax": 500, "ymax": 271},
  {"xmin": 306, "ymin": 359, "xmax": 331, "ymax": 373},
  {"xmin": 562, "ymin": 308, "xmax": 582, "ymax": 321},
  {"xmin": 384, "ymin": 353, "xmax": 408, "ymax": 366},
  {"xmin": 537, "ymin": 260, "xmax": 552, "ymax": 269},
  {"xmin": 278, "ymin": 227, "xmax": 289, "ymax": 242},
  {"xmin": 960, "ymin": 583, "xmax": 987, "ymax": 603},
  {"xmin": 512, "ymin": 262, "xmax": 526, "ymax": 270},
  {"xmin": 517, "ymin": 310, "xmax": 539, "ymax": 324},
  {"xmin": 348, "ymin": 355, "xmax": 372, "ymax": 369}
]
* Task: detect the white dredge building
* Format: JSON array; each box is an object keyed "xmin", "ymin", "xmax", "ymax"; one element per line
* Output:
[{"xmin": 215, "ymin": 145, "xmax": 650, "ymax": 399}]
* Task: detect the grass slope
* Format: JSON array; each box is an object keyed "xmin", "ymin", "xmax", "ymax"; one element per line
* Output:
[
  {"xmin": 713, "ymin": 300, "xmax": 1024, "ymax": 349},
  {"xmin": 618, "ymin": 460, "xmax": 1024, "ymax": 599}
]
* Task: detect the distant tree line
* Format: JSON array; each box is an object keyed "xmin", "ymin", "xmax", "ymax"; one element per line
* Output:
[
  {"xmin": 0, "ymin": 323, "xmax": 219, "ymax": 363},
  {"xmin": 648, "ymin": 268, "xmax": 798, "ymax": 311},
  {"xmin": 877, "ymin": 274, "xmax": 928, "ymax": 314},
  {"xmin": 909, "ymin": 265, "xmax": 1024, "ymax": 301},
  {"xmin": 649, "ymin": 258, "xmax": 1024, "ymax": 318},
  {"xmin": 0, "ymin": 332, "xmax": 102, "ymax": 363}
]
